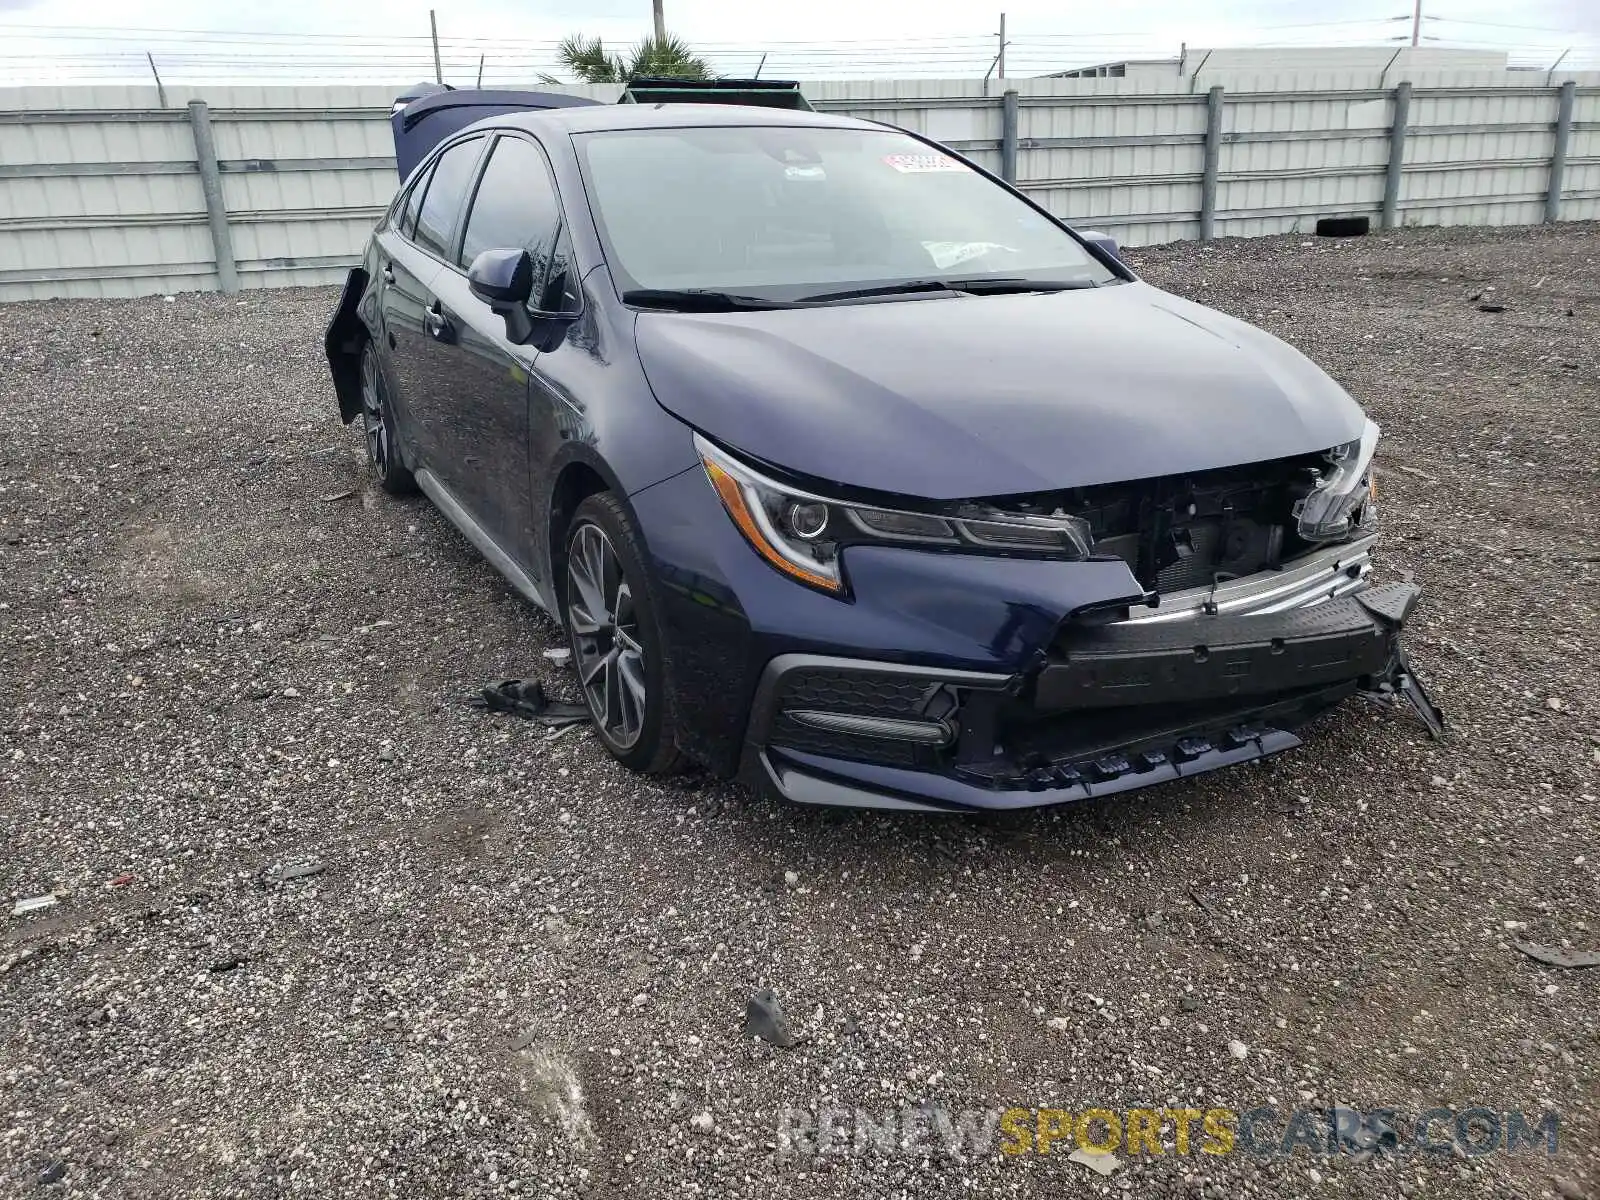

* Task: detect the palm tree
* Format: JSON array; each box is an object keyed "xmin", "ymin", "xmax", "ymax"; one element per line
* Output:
[{"xmin": 548, "ymin": 33, "xmax": 712, "ymax": 83}]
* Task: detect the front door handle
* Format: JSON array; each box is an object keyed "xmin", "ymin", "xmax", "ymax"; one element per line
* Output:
[
  {"xmin": 424, "ymin": 302, "xmax": 453, "ymax": 341},
  {"xmin": 381, "ymin": 265, "xmax": 395, "ymax": 284}
]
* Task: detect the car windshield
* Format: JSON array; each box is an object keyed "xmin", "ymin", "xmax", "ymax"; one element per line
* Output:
[{"xmin": 575, "ymin": 125, "xmax": 1119, "ymax": 301}]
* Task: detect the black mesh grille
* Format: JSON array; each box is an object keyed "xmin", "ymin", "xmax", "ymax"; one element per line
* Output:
[
  {"xmin": 768, "ymin": 668, "xmax": 935, "ymax": 766},
  {"xmin": 775, "ymin": 668, "xmax": 931, "ymax": 717},
  {"xmin": 1155, "ymin": 524, "xmax": 1222, "ymax": 591}
]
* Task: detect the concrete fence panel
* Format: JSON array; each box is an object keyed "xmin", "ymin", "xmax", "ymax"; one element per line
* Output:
[{"xmin": 2, "ymin": 74, "xmax": 1598, "ymax": 300}]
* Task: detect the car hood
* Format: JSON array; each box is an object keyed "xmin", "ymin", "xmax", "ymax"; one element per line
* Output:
[{"xmin": 633, "ymin": 281, "xmax": 1367, "ymax": 500}]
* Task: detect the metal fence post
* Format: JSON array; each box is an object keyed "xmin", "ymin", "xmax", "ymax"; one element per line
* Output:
[
  {"xmin": 1546, "ymin": 80, "xmax": 1576, "ymax": 223},
  {"xmin": 1001, "ymin": 89, "xmax": 1019, "ymax": 185},
  {"xmin": 1199, "ymin": 85, "xmax": 1223, "ymax": 241},
  {"xmin": 186, "ymin": 99, "xmax": 239, "ymax": 295},
  {"xmin": 1382, "ymin": 81, "xmax": 1412, "ymax": 230}
]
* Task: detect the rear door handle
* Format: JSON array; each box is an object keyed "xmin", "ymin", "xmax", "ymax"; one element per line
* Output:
[{"xmin": 381, "ymin": 265, "xmax": 395, "ymax": 284}]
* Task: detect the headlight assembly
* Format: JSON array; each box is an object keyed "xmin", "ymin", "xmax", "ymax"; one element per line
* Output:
[
  {"xmin": 696, "ymin": 435, "xmax": 1093, "ymax": 594},
  {"xmin": 1295, "ymin": 419, "xmax": 1380, "ymax": 542}
]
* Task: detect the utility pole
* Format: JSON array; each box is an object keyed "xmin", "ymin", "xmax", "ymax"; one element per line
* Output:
[
  {"xmin": 1410, "ymin": 0, "xmax": 1422, "ymax": 48},
  {"xmin": 652, "ymin": 0, "xmax": 666, "ymax": 42},
  {"xmin": 998, "ymin": 12, "xmax": 1007, "ymax": 80},
  {"xmin": 430, "ymin": 9, "xmax": 443, "ymax": 83},
  {"xmin": 145, "ymin": 51, "xmax": 167, "ymax": 107}
]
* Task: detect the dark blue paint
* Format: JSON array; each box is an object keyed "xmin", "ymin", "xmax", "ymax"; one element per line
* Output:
[
  {"xmin": 466, "ymin": 247, "xmax": 533, "ymax": 306},
  {"xmin": 327, "ymin": 101, "xmax": 1395, "ymax": 808},
  {"xmin": 630, "ymin": 464, "xmax": 1158, "ymax": 773},
  {"xmin": 634, "ymin": 284, "xmax": 1365, "ymax": 499}
]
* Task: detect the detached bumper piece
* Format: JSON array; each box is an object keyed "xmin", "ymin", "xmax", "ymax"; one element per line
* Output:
[
  {"xmin": 747, "ymin": 581, "xmax": 1442, "ymax": 813},
  {"xmin": 1035, "ymin": 587, "xmax": 1400, "ymax": 710}
]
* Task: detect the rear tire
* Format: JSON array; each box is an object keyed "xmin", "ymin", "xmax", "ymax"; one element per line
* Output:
[
  {"xmin": 360, "ymin": 340, "xmax": 416, "ymax": 495},
  {"xmin": 563, "ymin": 493, "xmax": 683, "ymax": 775}
]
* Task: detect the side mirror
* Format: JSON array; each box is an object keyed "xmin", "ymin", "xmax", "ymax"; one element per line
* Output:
[
  {"xmin": 467, "ymin": 247, "xmax": 533, "ymax": 307},
  {"xmin": 467, "ymin": 247, "xmax": 578, "ymax": 346},
  {"xmin": 1079, "ymin": 229, "xmax": 1122, "ymax": 263},
  {"xmin": 468, "ymin": 247, "xmax": 540, "ymax": 343}
]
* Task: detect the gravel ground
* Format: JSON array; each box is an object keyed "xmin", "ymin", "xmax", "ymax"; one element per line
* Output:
[{"xmin": 2, "ymin": 223, "xmax": 1597, "ymax": 1200}]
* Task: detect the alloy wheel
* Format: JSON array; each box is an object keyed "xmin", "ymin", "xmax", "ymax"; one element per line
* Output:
[
  {"xmin": 566, "ymin": 522, "xmax": 648, "ymax": 749},
  {"xmin": 360, "ymin": 346, "xmax": 392, "ymax": 481}
]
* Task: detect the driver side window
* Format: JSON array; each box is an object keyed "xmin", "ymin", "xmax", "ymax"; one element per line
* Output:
[{"xmin": 458, "ymin": 135, "xmax": 564, "ymax": 305}]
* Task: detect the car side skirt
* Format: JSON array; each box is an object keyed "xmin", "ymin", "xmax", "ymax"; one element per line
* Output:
[{"xmin": 415, "ymin": 467, "xmax": 557, "ymax": 616}]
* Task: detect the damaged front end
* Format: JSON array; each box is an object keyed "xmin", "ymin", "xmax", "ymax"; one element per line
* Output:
[{"xmin": 743, "ymin": 432, "xmax": 1443, "ymax": 813}]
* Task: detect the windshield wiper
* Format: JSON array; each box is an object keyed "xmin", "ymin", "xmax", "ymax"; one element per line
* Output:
[
  {"xmin": 625, "ymin": 278, "xmax": 1100, "ymax": 312},
  {"xmin": 952, "ymin": 277, "xmax": 1100, "ymax": 294},
  {"xmin": 796, "ymin": 277, "xmax": 1100, "ymax": 303},
  {"xmin": 623, "ymin": 288, "xmax": 797, "ymax": 312}
]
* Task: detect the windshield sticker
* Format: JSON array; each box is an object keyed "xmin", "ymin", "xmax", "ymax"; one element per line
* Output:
[
  {"xmin": 785, "ymin": 165, "xmax": 827, "ymax": 181},
  {"xmin": 922, "ymin": 241, "xmax": 1015, "ymax": 269},
  {"xmin": 884, "ymin": 153, "xmax": 963, "ymax": 173}
]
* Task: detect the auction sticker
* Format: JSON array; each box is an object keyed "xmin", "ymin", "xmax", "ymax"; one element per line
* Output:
[{"xmin": 884, "ymin": 153, "xmax": 963, "ymax": 173}]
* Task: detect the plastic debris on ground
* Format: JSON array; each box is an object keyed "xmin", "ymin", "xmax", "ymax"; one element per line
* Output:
[
  {"xmin": 468, "ymin": 679, "xmax": 590, "ymax": 728},
  {"xmin": 12, "ymin": 894, "xmax": 58, "ymax": 916},
  {"xmin": 1067, "ymin": 1149, "xmax": 1123, "ymax": 1177},
  {"xmin": 1514, "ymin": 941, "xmax": 1600, "ymax": 969},
  {"xmin": 261, "ymin": 856, "xmax": 326, "ymax": 885},
  {"xmin": 743, "ymin": 988, "xmax": 796, "ymax": 1048}
]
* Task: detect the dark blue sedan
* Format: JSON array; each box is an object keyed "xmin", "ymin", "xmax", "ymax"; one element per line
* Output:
[{"xmin": 325, "ymin": 100, "xmax": 1440, "ymax": 812}]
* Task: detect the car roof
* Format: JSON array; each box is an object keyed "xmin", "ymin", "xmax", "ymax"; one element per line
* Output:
[{"xmin": 486, "ymin": 102, "xmax": 872, "ymax": 137}]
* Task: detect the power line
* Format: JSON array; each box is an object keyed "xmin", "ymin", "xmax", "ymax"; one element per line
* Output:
[
  {"xmin": 0, "ymin": 22, "xmax": 998, "ymax": 46},
  {"xmin": 1422, "ymin": 15, "xmax": 1585, "ymax": 35},
  {"xmin": 4, "ymin": 16, "xmax": 1589, "ymax": 85},
  {"xmin": 0, "ymin": 15, "xmax": 1417, "ymax": 40}
]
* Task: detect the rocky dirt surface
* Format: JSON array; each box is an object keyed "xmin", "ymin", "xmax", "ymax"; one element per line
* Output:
[{"xmin": 2, "ymin": 223, "xmax": 1597, "ymax": 1199}]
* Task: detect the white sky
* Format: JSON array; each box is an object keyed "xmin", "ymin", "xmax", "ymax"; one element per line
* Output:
[{"xmin": 2, "ymin": 0, "xmax": 1597, "ymax": 84}]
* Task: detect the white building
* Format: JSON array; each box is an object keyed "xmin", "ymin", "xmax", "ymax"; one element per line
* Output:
[{"xmin": 1048, "ymin": 46, "xmax": 1510, "ymax": 81}]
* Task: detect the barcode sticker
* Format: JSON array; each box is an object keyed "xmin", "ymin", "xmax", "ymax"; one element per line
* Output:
[{"xmin": 883, "ymin": 153, "xmax": 963, "ymax": 173}]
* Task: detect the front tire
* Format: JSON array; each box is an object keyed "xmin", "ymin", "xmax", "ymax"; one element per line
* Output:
[
  {"xmin": 360, "ymin": 340, "xmax": 416, "ymax": 495},
  {"xmin": 563, "ymin": 493, "xmax": 683, "ymax": 774}
]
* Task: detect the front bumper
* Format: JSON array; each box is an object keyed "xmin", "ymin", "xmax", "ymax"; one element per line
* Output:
[
  {"xmin": 741, "ymin": 578, "xmax": 1439, "ymax": 813},
  {"xmin": 633, "ymin": 464, "xmax": 1438, "ymax": 802}
]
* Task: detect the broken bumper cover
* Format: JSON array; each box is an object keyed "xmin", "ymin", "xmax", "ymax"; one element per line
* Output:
[{"xmin": 744, "ymin": 580, "xmax": 1441, "ymax": 813}]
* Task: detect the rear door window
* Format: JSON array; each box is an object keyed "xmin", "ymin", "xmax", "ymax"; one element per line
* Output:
[
  {"xmin": 413, "ymin": 136, "xmax": 486, "ymax": 261},
  {"xmin": 458, "ymin": 136, "xmax": 562, "ymax": 279},
  {"xmin": 396, "ymin": 161, "xmax": 434, "ymax": 238}
]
